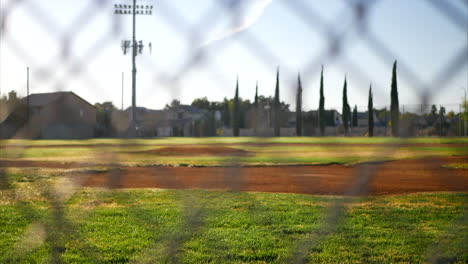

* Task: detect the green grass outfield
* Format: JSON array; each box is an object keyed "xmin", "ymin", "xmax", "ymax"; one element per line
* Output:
[
  {"xmin": 1, "ymin": 138, "xmax": 467, "ymax": 263},
  {"xmin": 0, "ymin": 187, "xmax": 467, "ymax": 263},
  {"xmin": 1, "ymin": 137, "xmax": 467, "ymax": 166},
  {"xmin": 2, "ymin": 136, "xmax": 468, "ymax": 146}
]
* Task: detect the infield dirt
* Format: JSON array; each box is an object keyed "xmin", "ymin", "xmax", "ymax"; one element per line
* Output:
[
  {"xmin": 74, "ymin": 156, "xmax": 467, "ymax": 195},
  {"xmin": 0, "ymin": 155, "xmax": 448, "ymax": 195}
]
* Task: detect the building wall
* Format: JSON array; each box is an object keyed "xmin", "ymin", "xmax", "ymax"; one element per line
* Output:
[
  {"xmin": 0, "ymin": 93, "xmax": 97, "ymax": 139},
  {"xmin": 222, "ymin": 127, "xmax": 297, "ymax": 137},
  {"xmin": 41, "ymin": 124, "xmax": 94, "ymax": 139},
  {"xmin": 157, "ymin": 127, "xmax": 172, "ymax": 137},
  {"xmin": 37, "ymin": 94, "xmax": 96, "ymax": 139},
  {"xmin": 221, "ymin": 127, "xmax": 390, "ymax": 137},
  {"xmin": 64, "ymin": 94, "xmax": 96, "ymax": 126}
]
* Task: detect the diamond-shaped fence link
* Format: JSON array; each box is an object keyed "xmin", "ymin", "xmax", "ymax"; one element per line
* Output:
[{"xmin": 0, "ymin": 0, "xmax": 467, "ymax": 263}]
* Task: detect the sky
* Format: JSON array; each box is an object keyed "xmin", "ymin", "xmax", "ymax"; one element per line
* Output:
[{"xmin": 0, "ymin": 0, "xmax": 467, "ymax": 112}]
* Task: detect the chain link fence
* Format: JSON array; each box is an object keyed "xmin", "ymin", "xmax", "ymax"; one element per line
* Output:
[{"xmin": 0, "ymin": 0, "xmax": 467, "ymax": 263}]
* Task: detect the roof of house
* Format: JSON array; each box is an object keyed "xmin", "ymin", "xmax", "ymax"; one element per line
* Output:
[
  {"xmin": 305, "ymin": 109, "xmax": 341, "ymax": 115},
  {"xmin": 169, "ymin": 105, "xmax": 205, "ymax": 114},
  {"xmin": 357, "ymin": 112, "xmax": 369, "ymax": 119},
  {"xmin": 125, "ymin": 107, "xmax": 164, "ymax": 115},
  {"xmin": 356, "ymin": 111, "xmax": 387, "ymax": 126},
  {"xmin": 124, "ymin": 105, "xmax": 204, "ymax": 115},
  {"xmin": 22, "ymin": 92, "xmax": 95, "ymax": 108},
  {"xmin": 155, "ymin": 118, "xmax": 196, "ymax": 127}
]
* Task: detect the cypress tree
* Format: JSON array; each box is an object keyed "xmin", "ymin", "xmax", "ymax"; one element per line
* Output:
[
  {"xmin": 352, "ymin": 105, "xmax": 358, "ymax": 127},
  {"xmin": 296, "ymin": 73, "xmax": 303, "ymax": 136},
  {"xmin": 223, "ymin": 98, "xmax": 230, "ymax": 127},
  {"xmin": 254, "ymin": 81, "xmax": 259, "ymax": 108},
  {"xmin": 274, "ymin": 67, "xmax": 281, "ymax": 137},
  {"xmin": 233, "ymin": 77, "xmax": 240, "ymax": 137},
  {"xmin": 319, "ymin": 66, "xmax": 325, "ymax": 136},
  {"xmin": 254, "ymin": 81, "xmax": 259, "ymax": 135},
  {"xmin": 342, "ymin": 75, "xmax": 350, "ymax": 135},
  {"xmin": 390, "ymin": 60, "xmax": 399, "ymax": 137},
  {"xmin": 368, "ymin": 84, "xmax": 374, "ymax": 137}
]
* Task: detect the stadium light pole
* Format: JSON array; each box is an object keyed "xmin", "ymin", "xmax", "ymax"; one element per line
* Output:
[
  {"xmin": 462, "ymin": 87, "xmax": 467, "ymax": 137},
  {"xmin": 26, "ymin": 66, "xmax": 30, "ymax": 121},
  {"xmin": 114, "ymin": 1, "xmax": 153, "ymax": 131},
  {"xmin": 121, "ymin": 72, "xmax": 124, "ymax": 111}
]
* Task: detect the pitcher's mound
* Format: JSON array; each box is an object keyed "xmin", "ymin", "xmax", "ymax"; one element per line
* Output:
[{"xmin": 140, "ymin": 146, "xmax": 250, "ymax": 156}]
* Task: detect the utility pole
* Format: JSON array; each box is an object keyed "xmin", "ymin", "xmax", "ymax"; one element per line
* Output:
[
  {"xmin": 26, "ymin": 66, "xmax": 30, "ymax": 121},
  {"xmin": 121, "ymin": 72, "xmax": 124, "ymax": 111},
  {"xmin": 114, "ymin": 1, "xmax": 153, "ymax": 131},
  {"xmin": 459, "ymin": 104, "xmax": 462, "ymax": 136},
  {"xmin": 463, "ymin": 88, "xmax": 467, "ymax": 137},
  {"xmin": 440, "ymin": 104, "xmax": 443, "ymax": 136}
]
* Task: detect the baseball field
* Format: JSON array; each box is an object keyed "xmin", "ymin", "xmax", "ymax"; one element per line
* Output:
[{"xmin": 0, "ymin": 137, "xmax": 467, "ymax": 263}]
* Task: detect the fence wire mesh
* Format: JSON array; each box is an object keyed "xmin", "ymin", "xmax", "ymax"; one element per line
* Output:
[{"xmin": 0, "ymin": 0, "xmax": 467, "ymax": 263}]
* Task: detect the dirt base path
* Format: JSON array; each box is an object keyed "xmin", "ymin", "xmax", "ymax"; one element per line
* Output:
[
  {"xmin": 73, "ymin": 156, "xmax": 468, "ymax": 195},
  {"xmin": 0, "ymin": 160, "xmax": 93, "ymax": 169},
  {"xmin": 2, "ymin": 143, "xmax": 467, "ymax": 149},
  {"xmin": 2, "ymin": 156, "xmax": 466, "ymax": 195}
]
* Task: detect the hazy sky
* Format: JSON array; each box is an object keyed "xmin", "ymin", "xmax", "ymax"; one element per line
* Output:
[{"xmin": 0, "ymin": 0, "xmax": 467, "ymax": 112}]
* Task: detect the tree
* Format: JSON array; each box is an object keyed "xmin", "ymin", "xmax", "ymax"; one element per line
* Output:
[
  {"xmin": 233, "ymin": 77, "xmax": 240, "ymax": 137},
  {"xmin": 439, "ymin": 106, "xmax": 446, "ymax": 136},
  {"xmin": 390, "ymin": 60, "xmax": 399, "ymax": 137},
  {"xmin": 462, "ymin": 100, "xmax": 468, "ymax": 136},
  {"xmin": 254, "ymin": 81, "xmax": 259, "ymax": 135},
  {"xmin": 431, "ymin": 105, "xmax": 437, "ymax": 116},
  {"xmin": 0, "ymin": 92, "xmax": 21, "ymax": 122},
  {"xmin": 439, "ymin": 106, "xmax": 446, "ymax": 116},
  {"xmin": 447, "ymin": 111, "xmax": 455, "ymax": 119},
  {"xmin": 296, "ymin": 73, "xmax": 303, "ymax": 136},
  {"xmin": 342, "ymin": 76, "xmax": 350, "ymax": 135},
  {"xmin": 368, "ymin": 85, "xmax": 374, "ymax": 137},
  {"xmin": 95, "ymin": 102, "xmax": 117, "ymax": 137},
  {"xmin": 425, "ymin": 104, "xmax": 439, "ymax": 126},
  {"xmin": 254, "ymin": 81, "xmax": 259, "ymax": 108},
  {"xmin": 191, "ymin": 97, "xmax": 211, "ymax": 110},
  {"xmin": 0, "ymin": 95, "xmax": 7, "ymax": 121},
  {"xmin": 319, "ymin": 66, "xmax": 325, "ymax": 136},
  {"xmin": 274, "ymin": 67, "xmax": 281, "ymax": 137},
  {"xmin": 352, "ymin": 105, "xmax": 358, "ymax": 127},
  {"xmin": 164, "ymin": 99, "xmax": 181, "ymax": 110},
  {"xmin": 222, "ymin": 98, "xmax": 231, "ymax": 127}
]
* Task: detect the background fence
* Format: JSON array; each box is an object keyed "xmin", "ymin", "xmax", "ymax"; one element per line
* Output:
[{"xmin": 0, "ymin": 0, "xmax": 467, "ymax": 263}]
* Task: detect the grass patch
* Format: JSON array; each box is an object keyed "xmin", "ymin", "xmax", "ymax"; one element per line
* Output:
[
  {"xmin": 443, "ymin": 163, "xmax": 468, "ymax": 169},
  {"xmin": 0, "ymin": 186, "xmax": 466, "ymax": 263},
  {"xmin": 0, "ymin": 137, "xmax": 467, "ymax": 262},
  {"xmin": 0, "ymin": 142, "xmax": 468, "ymax": 166},
  {"xmin": 1, "ymin": 138, "xmax": 466, "ymax": 167},
  {"xmin": 2, "ymin": 137, "xmax": 468, "ymax": 147}
]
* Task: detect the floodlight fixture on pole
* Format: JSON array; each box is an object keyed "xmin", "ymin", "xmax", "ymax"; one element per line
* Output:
[
  {"xmin": 114, "ymin": 0, "xmax": 153, "ymax": 131},
  {"xmin": 26, "ymin": 67, "xmax": 30, "ymax": 121}
]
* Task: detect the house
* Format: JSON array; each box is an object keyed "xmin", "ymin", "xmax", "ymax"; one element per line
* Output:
[
  {"xmin": 243, "ymin": 109, "xmax": 343, "ymax": 136},
  {"xmin": 156, "ymin": 105, "xmax": 207, "ymax": 137},
  {"xmin": 0, "ymin": 91, "xmax": 96, "ymax": 139},
  {"xmin": 356, "ymin": 112, "xmax": 382, "ymax": 127},
  {"xmin": 106, "ymin": 104, "xmax": 209, "ymax": 137},
  {"xmin": 124, "ymin": 107, "xmax": 166, "ymax": 137},
  {"xmin": 303, "ymin": 110, "xmax": 343, "ymax": 127}
]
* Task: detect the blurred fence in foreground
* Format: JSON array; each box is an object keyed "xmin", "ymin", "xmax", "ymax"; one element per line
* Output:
[{"xmin": 0, "ymin": 0, "xmax": 467, "ymax": 263}]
